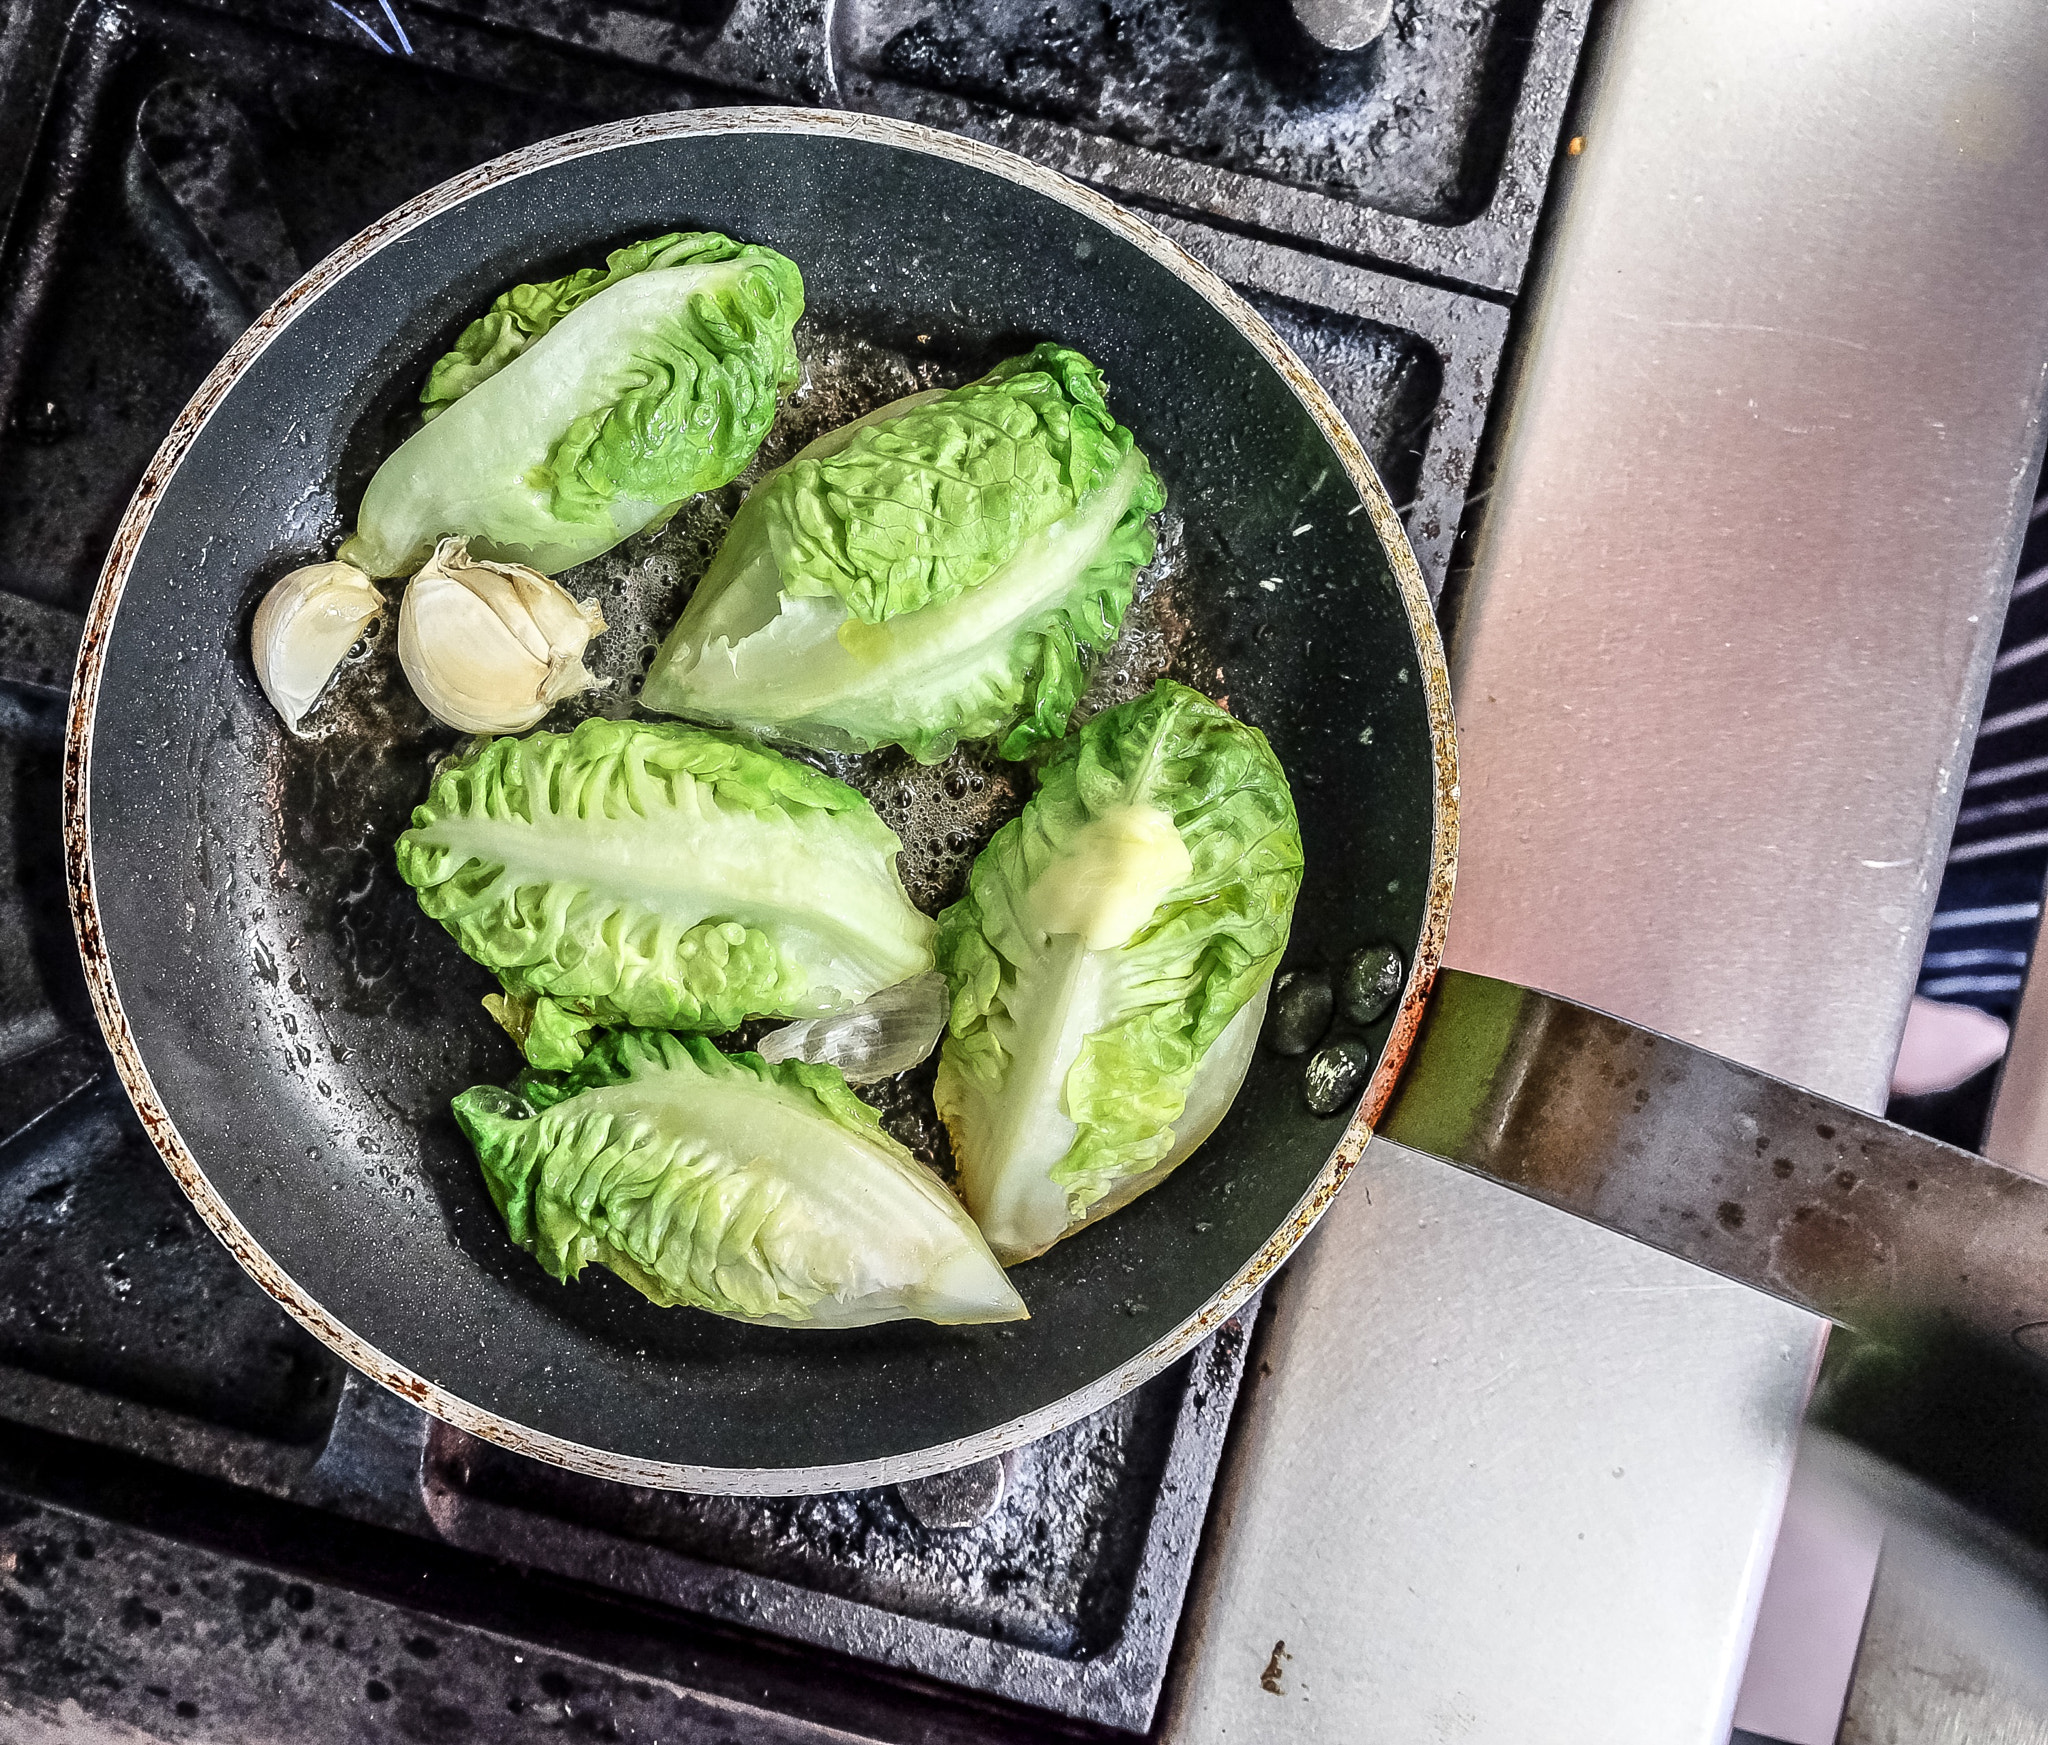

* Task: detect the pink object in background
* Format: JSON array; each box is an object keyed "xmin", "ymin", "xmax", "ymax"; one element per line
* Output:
[
  {"xmin": 1890, "ymin": 995, "xmax": 2010, "ymax": 1098},
  {"xmin": 1737, "ymin": 996, "xmax": 2017, "ymax": 1741},
  {"xmin": 1732, "ymin": 1437, "xmax": 1886, "ymax": 1745}
]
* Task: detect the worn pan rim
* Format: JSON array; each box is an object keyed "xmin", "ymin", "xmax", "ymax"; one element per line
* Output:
[{"xmin": 61, "ymin": 106, "xmax": 1459, "ymax": 1494}]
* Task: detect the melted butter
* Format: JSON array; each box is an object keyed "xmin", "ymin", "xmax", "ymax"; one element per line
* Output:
[{"xmin": 1024, "ymin": 803, "xmax": 1191, "ymax": 951}]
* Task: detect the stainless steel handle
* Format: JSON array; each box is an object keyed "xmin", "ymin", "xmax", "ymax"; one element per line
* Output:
[{"xmin": 1377, "ymin": 969, "xmax": 2048, "ymax": 1352}]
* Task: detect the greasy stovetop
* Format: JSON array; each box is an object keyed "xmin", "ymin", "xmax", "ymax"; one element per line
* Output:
[{"xmin": 0, "ymin": 0, "xmax": 1588, "ymax": 1735}]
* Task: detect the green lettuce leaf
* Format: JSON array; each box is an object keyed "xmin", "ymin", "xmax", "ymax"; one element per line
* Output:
[
  {"xmin": 640, "ymin": 343, "xmax": 1164, "ymax": 764},
  {"xmin": 396, "ymin": 717, "xmax": 934, "ymax": 1067},
  {"xmin": 340, "ymin": 231, "xmax": 803, "ymax": 579},
  {"xmin": 418, "ymin": 233, "xmax": 737, "ymax": 419},
  {"xmin": 933, "ymin": 683, "xmax": 1302, "ymax": 1262},
  {"xmin": 455, "ymin": 1031, "xmax": 1026, "ymax": 1327}
]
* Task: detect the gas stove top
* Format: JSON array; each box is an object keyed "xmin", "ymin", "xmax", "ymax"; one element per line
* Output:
[{"xmin": 0, "ymin": 1, "xmax": 1589, "ymax": 1736}]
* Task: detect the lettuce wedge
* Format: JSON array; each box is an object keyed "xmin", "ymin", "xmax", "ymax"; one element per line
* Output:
[
  {"xmin": 456, "ymin": 1031, "xmax": 1025, "ymax": 1328},
  {"xmin": 341, "ymin": 232, "xmax": 803, "ymax": 578},
  {"xmin": 396, "ymin": 717, "xmax": 934, "ymax": 1069},
  {"xmin": 934, "ymin": 683, "xmax": 1301, "ymax": 1262},
  {"xmin": 641, "ymin": 344, "xmax": 1163, "ymax": 763}
]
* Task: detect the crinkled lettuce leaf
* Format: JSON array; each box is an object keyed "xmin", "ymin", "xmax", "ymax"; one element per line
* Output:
[
  {"xmin": 640, "ymin": 343, "xmax": 1164, "ymax": 763},
  {"xmin": 340, "ymin": 232, "xmax": 803, "ymax": 579},
  {"xmin": 395, "ymin": 717, "xmax": 934, "ymax": 1068},
  {"xmin": 417, "ymin": 232, "xmax": 731, "ymax": 419},
  {"xmin": 455, "ymin": 1031, "xmax": 1025, "ymax": 1328},
  {"xmin": 934, "ymin": 683, "xmax": 1302, "ymax": 1262}
]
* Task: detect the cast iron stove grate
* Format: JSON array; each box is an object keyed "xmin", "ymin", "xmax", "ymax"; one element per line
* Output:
[{"xmin": 0, "ymin": 0, "xmax": 1584, "ymax": 1734}]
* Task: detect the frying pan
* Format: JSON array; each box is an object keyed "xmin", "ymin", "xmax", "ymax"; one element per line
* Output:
[
  {"xmin": 71, "ymin": 107, "xmax": 2048, "ymax": 1496},
  {"xmin": 66, "ymin": 109, "xmax": 1451, "ymax": 1492},
  {"xmin": 65, "ymin": 107, "xmax": 1451, "ymax": 1492}
]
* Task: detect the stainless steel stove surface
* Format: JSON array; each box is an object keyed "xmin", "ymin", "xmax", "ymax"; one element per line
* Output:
[{"xmin": 0, "ymin": 0, "xmax": 1587, "ymax": 1737}]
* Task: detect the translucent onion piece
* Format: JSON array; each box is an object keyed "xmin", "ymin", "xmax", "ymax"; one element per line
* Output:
[
  {"xmin": 250, "ymin": 560, "xmax": 384, "ymax": 734},
  {"xmin": 755, "ymin": 971, "xmax": 948, "ymax": 1084},
  {"xmin": 398, "ymin": 535, "xmax": 605, "ymax": 734}
]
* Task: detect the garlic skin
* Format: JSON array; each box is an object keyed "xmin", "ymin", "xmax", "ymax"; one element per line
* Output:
[
  {"xmin": 397, "ymin": 536, "xmax": 606, "ymax": 734},
  {"xmin": 756, "ymin": 972, "xmax": 949, "ymax": 1084},
  {"xmin": 250, "ymin": 560, "xmax": 385, "ymax": 735}
]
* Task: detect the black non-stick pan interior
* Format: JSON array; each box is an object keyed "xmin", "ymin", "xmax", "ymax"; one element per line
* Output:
[{"xmin": 76, "ymin": 115, "xmax": 1443, "ymax": 1486}]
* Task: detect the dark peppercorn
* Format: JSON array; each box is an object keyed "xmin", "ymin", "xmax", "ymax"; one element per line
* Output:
[
  {"xmin": 1339, "ymin": 944, "xmax": 1404, "ymax": 1026},
  {"xmin": 1304, "ymin": 1037, "xmax": 1374, "ymax": 1116},
  {"xmin": 1266, "ymin": 970, "xmax": 1334, "ymax": 1056}
]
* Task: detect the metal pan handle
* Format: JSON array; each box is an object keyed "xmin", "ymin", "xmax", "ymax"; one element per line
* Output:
[{"xmin": 1376, "ymin": 969, "xmax": 2048, "ymax": 1353}]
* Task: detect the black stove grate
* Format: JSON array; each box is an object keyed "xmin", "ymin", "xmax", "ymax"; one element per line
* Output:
[
  {"xmin": 0, "ymin": 0, "xmax": 1588, "ymax": 1733},
  {"xmin": 841, "ymin": 0, "xmax": 1536, "ymax": 222}
]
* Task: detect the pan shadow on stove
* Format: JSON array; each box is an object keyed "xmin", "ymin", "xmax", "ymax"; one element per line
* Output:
[
  {"xmin": 0, "ymin": 685, "xmax": 104, "ymax": 1145},
  {"xmin": 431, "ymin": 1354, "xmax": 1183, "ymax": 1660},
  {"xmin": 0, "ymin": 1082, "xmax": 343, "ymax": 1444},
  {"xmin": 393, "ymin": 1307, "xmax": 1254, "ymax": 1729},
  {"xmin": 1249, "ymin": 289, "xmax": 1442, "ymax": 518},
  {"xmin": 0, "ymin": 635, "xmax": 331, "ymax": 1459}
]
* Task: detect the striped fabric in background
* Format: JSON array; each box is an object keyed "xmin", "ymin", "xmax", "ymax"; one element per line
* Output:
[{"xmin": 1924, "ymin": 479, "xmax": 2048, "ymax": 1023}]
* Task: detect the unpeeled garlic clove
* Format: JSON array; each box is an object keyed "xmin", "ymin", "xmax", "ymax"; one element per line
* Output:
[
  {"xmin": 397, "ymin": 536, "xmax": 606, "ymax": 735},
  {"xmin": 251, "ymin": 560, "xmax": 385, "ymax": 735}
]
